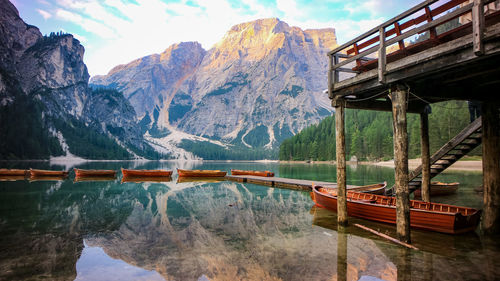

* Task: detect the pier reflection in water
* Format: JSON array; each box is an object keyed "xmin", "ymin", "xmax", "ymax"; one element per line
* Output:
[{"xmin": 0, "ymin": 162, "xmax": 497, "ymax": 280}]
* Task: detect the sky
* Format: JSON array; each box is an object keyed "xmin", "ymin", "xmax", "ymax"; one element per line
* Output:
[{"xmin": 13, "ymin": 0, "xmax": 422, "ymax": 77}]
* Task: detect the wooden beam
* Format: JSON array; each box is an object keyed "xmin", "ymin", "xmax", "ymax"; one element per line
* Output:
[
  {"xmin": 420, "ymin": 111, "xmax": 431, "ymax": 202},
  {"xmin": 482, "ymin": 103, "xmax": 500, "ymax": 234},
  {"xmin": 334, "ymin": 97, "xmax": 348, "ymax": 226},
  {"xmin": 473, "ymin": 0, "xmax": 485, "ymax": 55},
  {"xmin": 391, "ymin": 85, "xmax": 411, "ymax": 243}
]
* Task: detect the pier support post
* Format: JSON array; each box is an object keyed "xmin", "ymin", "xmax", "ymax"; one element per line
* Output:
[
  {"xmin": 420, "ymin": 110, "xmax": 431, "ymax": 202},
  {"xmin": 334, "ymin": 97, "xmax": 348, "ymax": 226},
  {"xmin": 482, "ymin": 103, "xmax": 500, "ymax": 234},
  {"xmin": 390, "ymin": 85, "xmax": 411, "ymax": 243}
]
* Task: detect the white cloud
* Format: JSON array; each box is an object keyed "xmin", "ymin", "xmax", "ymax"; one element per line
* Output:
[
  {"xmin": 37, "ymin": 9, "xmax": 52, "ymax": 19},
  {"xmin": 46, "ymin": 0, "xmax": 411, "ymax": 76}
]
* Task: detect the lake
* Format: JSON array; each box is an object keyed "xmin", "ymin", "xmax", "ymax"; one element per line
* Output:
[{"xmin": 0, "ymin": 161, "xmax": 498, "ymax": 280}]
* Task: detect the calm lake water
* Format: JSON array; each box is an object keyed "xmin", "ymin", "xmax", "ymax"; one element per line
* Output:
[{"xmin": 0, "ymin": 161, "xmax": 498, "ymax": 281}]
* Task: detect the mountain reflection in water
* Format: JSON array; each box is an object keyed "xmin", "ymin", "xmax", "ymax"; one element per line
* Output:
[{"xmin": 0, "ymin": 162, "xmax": 497, "ymax": 280}]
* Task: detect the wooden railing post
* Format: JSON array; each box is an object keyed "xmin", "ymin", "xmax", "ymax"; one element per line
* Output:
[
  {"xmin": 328, "ymin": 54, "xmax": 334, "ymax": 99},
  {"xmin": 378, "ymin": 26, "xmax": 386, "ymax": 84},
  {"xmin": 391, "ymin": 85, "xmax": 411, "ymax": 243},
  {"xmin": 420, "ymin": 110, "xmax": 431, "ymax": 202},
  {"xmin": 473, "ymin": 0, "xmax": 485, "ymax": 55},
  {"xmin": 333, "ymin": 54, "xmax": 340, "ymax": 85},
  {"xmin": 334, "ymin": 97, "xmax": 348, "ymax": 226}
]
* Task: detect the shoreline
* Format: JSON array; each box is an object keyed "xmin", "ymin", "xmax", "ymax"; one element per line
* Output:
[{"xmin": 279, "ymin": 158, "xmax": 482, "ymax": 172}]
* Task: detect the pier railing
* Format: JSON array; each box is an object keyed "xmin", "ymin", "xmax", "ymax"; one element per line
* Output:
[{"xmin": 328, "ymin": 0, "xmax": 497, "ymax": 98}]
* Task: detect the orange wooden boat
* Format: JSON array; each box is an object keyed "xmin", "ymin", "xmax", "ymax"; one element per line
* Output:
[
  {"xmin": 0, "ymin": 169, "xmax": 27, "ymax": 176},
  {"xmin": 121, "ymin": 168, "xmax": 173, "ymax": 178},
  {"xmin": 30, "ymin": 168, "xmax": 69, "ymax": 177},
  {"xmin": 177, "ymin": 169, "xmax": 227, "ymax": 177},
  {"xmin": 176, "ymin": 177, "xmax": 225, "ymax": 183},
  {"xmin": 74, "ymin": 168, "xmax": 116, "ymax": 177},
  {"xmin": 414, "ymin": 182, "xmax": 459, "ymax": 198},
  {"xmin": 121, "ymin": 176, "xmax": 172, "ymax": 183},
  {"xmin": 231, "ymin": 169, "xmax": 274, "ymax": 177},
  {"xmin": 74, "ymin": 176, "xmax": 117, "ymax": 183},
  {"xmin": 0, "ymin": 175, "xmax": 26, "ymax": 181},
  {"xmin": 311, "ymin": 185, "xmax": 481, "ymax": 234}
]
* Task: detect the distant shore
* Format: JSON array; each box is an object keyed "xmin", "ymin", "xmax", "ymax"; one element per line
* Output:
[{"xmin": 279, "ymin": 158, "xmax": 482, "ymax": 172}]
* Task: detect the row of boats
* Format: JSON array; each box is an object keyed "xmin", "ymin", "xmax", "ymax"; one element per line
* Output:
[{"xmin": 0, "ymin": 168, "xmax": 275, "ymax": 180}]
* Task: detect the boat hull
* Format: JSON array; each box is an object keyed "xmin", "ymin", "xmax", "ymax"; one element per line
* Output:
[
  {"xmin": 231, "ymin": 169, "xmax": 274, "ymax": 177},
  {"xmin": 177, "ymin": 169, "xmax": 227, "ymax": 177},
  {"xmin": 121, "ymin": 168, "xmax": 173, "ymax": 177},
  {"xmin": 311, "ymin": 186, "xmax": 481, "ymax": 234},
  {"xmin": 414, "ymin": 182, "xmax": 459, "ymax": 198},
  {"xmin": 0, "ymin": 169, "xmax": 27, "ymax": 176},
  {"xmin": 74, "ymin": 168, "xmax": 116, "ymax": 177},
  {"xmin": 30, "ymin": 169, "xmax": 69, "ymax": 177}
]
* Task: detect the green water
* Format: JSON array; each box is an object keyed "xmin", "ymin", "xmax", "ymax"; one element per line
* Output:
[{"xmin": 0, "ymin": 161, "xmax": 497, "ymax": 280}]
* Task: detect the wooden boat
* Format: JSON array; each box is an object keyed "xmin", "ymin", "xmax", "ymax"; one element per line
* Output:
[
  {"xmin": 311, "ymin": 186, "xmax": 481, "ymax": 234},
  {"xmin": 414, "ymin": 182, "xmax": 459, "ymax": 198},
  {"xmin": 176, "ymin": 177, "xmax": 225, "ymax": 183},
  {"xmin": 74, "ymin": 176, "xmax": 117, "ymax": 183},
  {"xmin": 231, "ymin": 169, "xmax": 274, "ymax": 177},
  {"xmin": 121, "ymin": 168, "xmax": 173, "ymax": 178},
  {"xmin": 350, "ymin": 182, "xmax": 387, "ymax": 195},
  {"xmin": 29, "ymin": 175, "xmax": 67, "ymax": 182},
  {"xmin": 121, "ymin": 176, "xmax": 172, "ymax": 183},
  {"xmin": 0, "ymin": 175, "xmax": 26, "ymax": 181},
  {"xmin": 74, "ymin": 168, "xmax": 116, "ymax": 178},
  {"xmin": 30, "ymin": 168, "xmax": 69, "ymax": 177},
  {"xmin": 0, "ymin": 169, "xmax": 27, "ymax": 176},
  {"xmin": 177, "ymin": 169, "xmax": 227, "ymax": 177}
]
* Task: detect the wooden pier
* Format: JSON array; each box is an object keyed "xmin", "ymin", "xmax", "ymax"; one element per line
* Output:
[
  {"xmin": 225, "ymin": 175, "xmax": 357, "ymax": 191},
  {"xmin": 328, "ymin": 0, "xmax": 500, "ymax": 240}
]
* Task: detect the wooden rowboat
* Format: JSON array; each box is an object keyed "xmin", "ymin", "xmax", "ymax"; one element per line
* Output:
[
  {"xmin": 121, "ymin": 176, "xmax": 172, "ymax": 183},
  {"xmin": 351, "ymin": 182, "xmax": 387, "ymax": 195},
  {"xmin": 414, "ymin": 182, "xmax": 459, "ymax": 198},
  {"xmin": 0, "ymin": 169, "xmax": 27, "ymax": 176},
  {"xmin": 0, "ymin": 175, "xmax": 26, "ymax": 181},
  {"xmin": 121, "ymin": 168, "xmax": 173, "ymax": 178},
  {"xmin": 74, "ymin": 168, "xmax": 116, "ymax": 177},
  {"xmin": 231, "ymin": 169, "xmax": 274, "ymax": 177},
  {"xmin": 176, "ymin": 177, "xmax": 225, "ymax": 183},
  {"xmin": 177, "ymin": 169, "xmax": 227, "ymax": 177},
  {"xmin": 74, "ymin": 176, "xmax": 117, "ymax": 183},
  {"xmin": 30, "ymin": 168, "xmax": 69, "ymax": 177},
  {"xmin": 311, "ymin": 185, "xmax": 481, "ymax": 234}
]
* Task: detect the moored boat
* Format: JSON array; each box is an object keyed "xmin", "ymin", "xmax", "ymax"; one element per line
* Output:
[
  {"xmin": 30, "ymin": 168, "xmax": 69, "ymax": 177},
  {"xmin": 74, "ymin": 176, "xmax": 117, "ymax": 183},
  {"xmin": 121, "ymin": 176, "xmax": 172, "ymax": 183},
  {"xmin": 176, "ymin": 177, "xmax": 225, "ymax": 183},
  {"xmin": 0, "ymin": 169, "xmax": 27, "ymax": 176},
  {"xmin": 311, "ymin": 186, "xmax": 481, "ymax": 234},
  {"xmin": 121, "ymin": 168, "xmax": 173, "ymax": 178},
  {"xmin": 177, "ymin": 169, "xmax": 227, "ymax": 177},
  {"xmin": 350, "ymin": 182, "xmax": 387, "ymax": 195},
  {"xmin": 231, "ymin": 169, "xmax": 274, "ymax": 177},
  {"xmin": 414, "ymin": 182, "xmax": 459, "ymax": 198},
  {"xmin": 74, "ymin": 168, "xmax": 116, "ymax": 178}
]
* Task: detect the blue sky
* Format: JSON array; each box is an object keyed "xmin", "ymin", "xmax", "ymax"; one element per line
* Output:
[{"xmin": 13, "ymin": 0, "xmax": 422, "ymax": 76}]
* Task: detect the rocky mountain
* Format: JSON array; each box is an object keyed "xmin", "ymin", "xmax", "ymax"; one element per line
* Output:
[
  {"xmin": 92, "ymin": 18, "xmax": 336, "ymax": 158},
  {"xmin": 0, "ymin": 0, "xmax": 156, "ymax": 160}
]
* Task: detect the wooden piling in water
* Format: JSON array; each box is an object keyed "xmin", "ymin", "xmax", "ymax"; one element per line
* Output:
[
  {"xmin": 334, "ymin": 97, "xmax": 348, "ymax": 226},
  {"xmin": 482, "ymin": 102, "xmax": 500, "ymax": 234},
  {"xmin": 391, "ymin": 85, "xmax": 411, "ymax": 243},
  {"xmin": 420, "ymin": 111, "xmax": 431, "ymax": 202}
]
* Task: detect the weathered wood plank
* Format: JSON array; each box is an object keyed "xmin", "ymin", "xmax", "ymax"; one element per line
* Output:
[
  {"xmin": 391, "ymin": 85, "xmax": 411, "ymax": 243},
  {"xmin": 334, "ymin": 97, "xmax": 348, "ymax": 225}
]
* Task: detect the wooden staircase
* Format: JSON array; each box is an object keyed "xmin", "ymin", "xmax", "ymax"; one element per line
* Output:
[
  {"xmin": 407, "ymin": 117, "xmax": 482, "ymax": 193},
  {"xmin": 386, "ymin": 117, "xmax": 482, "ymax": 195}
]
